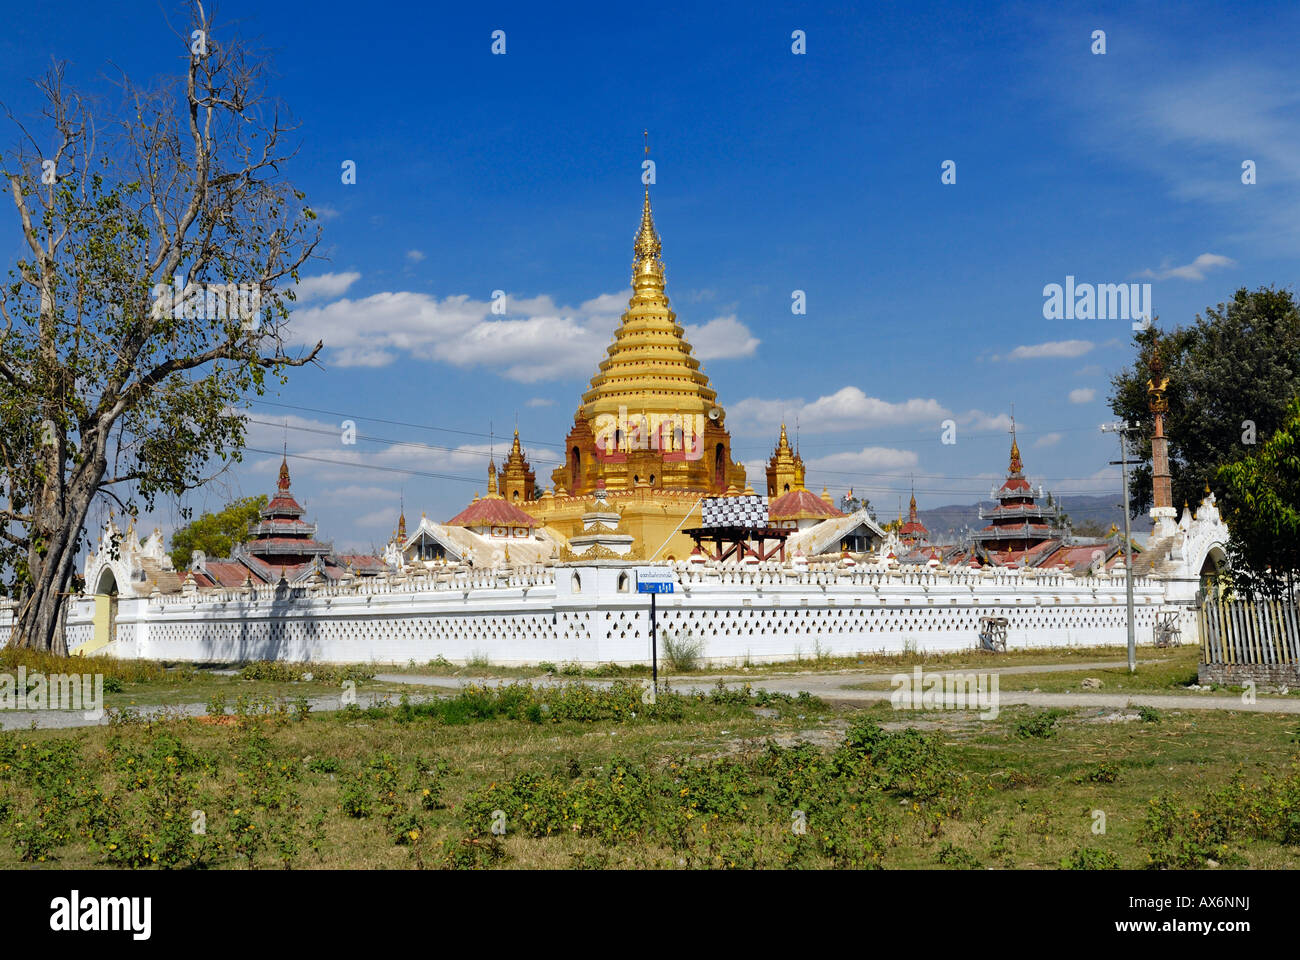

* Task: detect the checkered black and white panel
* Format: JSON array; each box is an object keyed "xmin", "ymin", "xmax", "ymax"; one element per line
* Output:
[{"xmin": 701, "ymin": 495, "xmax": 769, "ymax": 529}]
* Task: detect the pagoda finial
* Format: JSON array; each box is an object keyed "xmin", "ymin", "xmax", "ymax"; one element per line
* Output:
[
  {"xmin": 1008, "ymin": 408, "xmax": 1022, "ymax": 475},
  {"xmin": 397, "ymin": 491, "xmax": 406, "ymax": 542},
  {"xmin": 633, "ymin": 133, "xmax": 662, "ymax": 270},
  {"xmin": 633, "ymin": 187, "xmax": 661, "ymax": 264},
  {"xmin": 487, "ymin": 458, "xmax": 499, "ymax": 497},
  {"xmin": 278, "ymin": 443, "xmax": 291, "ymax": 493}
]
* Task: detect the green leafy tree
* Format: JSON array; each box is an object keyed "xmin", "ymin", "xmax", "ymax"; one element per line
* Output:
[
  {"xmin": 1109, "ymin": 286, "xmax": 1300, "ymax": 514},
  {"xmin": 839, "ymin": 493, "xmax": 875, "ymax": 518},
  {"xmin": 169, "ymin": 495, "xmax": 267, "ymax": 570},
  {"xmin": 1069, "ymin": 520, "xmax": 1109, "ymax": 539},
  {"xmin": 0, "ymin": 4, "xmax": 322, "ymax": 652},
  {"xmin": 1215, "ymin": 397, "xmax": 1300, "ymax": 599}
]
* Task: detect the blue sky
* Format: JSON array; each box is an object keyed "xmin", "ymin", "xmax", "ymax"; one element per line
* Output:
[{"xmin": 4, "ymin": 0, "xmax": 1298, "ymax": 551}]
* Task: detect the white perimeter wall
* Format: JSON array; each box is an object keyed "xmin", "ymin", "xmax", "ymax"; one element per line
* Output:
[{"xmin": 20, "ymin": 562, "xmax": 1200, "ymax": 666}]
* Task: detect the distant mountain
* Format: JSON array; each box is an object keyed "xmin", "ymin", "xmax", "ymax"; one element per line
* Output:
[{"xmin": 915, "ymin": 494, "xmax": 1153, "ymax": 543}]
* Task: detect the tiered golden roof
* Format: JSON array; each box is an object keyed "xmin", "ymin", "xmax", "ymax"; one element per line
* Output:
[
  {"xmin": 579, "ymin": 188, "xmax": 720, "ymax": 423},
  {"xmin": 500, "ymin": 429, "xmax": 536, "ymax": 502},
  {"xmin": 548, "ymin": 180, "xmax": 745, "ymax": 499},
  {"xmin": 765, "ymin": 423, "xmax": 806, "ymax": 497}
]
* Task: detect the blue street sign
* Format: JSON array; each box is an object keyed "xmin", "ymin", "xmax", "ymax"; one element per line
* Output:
[{"xmin": 636, "ymin": 570, "xmax": 676, "ymax": 594}]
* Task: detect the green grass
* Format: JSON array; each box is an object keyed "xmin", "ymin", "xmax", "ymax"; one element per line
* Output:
[
  {"xmin": 2, "ymin": 677, "xmax": 1299, "ymax": 869},
  {"xmin": 846, "ymin": 645, "xmax": 1300, "ymax": 697},
  {"xmin": 380, "ymin": 643, "xmax": 1180, "ymax": 679},
  {"xmin": 0, "ymin": 650, "xmax": 420, "ymax": 711}
]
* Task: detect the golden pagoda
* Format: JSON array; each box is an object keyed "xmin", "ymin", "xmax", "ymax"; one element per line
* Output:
[
  {"xmin": 511, "ymin": 181, "xmax": 748, "ymax": 559},
  {"xmin": 500, "ymin": 429, "xmax": 536, "ymax": 503},
  {"xmin": 765, "ymin": 423, "xmax": 805, "ymax": 496}
]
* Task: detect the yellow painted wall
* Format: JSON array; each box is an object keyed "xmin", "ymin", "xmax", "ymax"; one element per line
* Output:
[{"xmin": 85, "ymin": 594, "xmax": 115, "ymax": 655}]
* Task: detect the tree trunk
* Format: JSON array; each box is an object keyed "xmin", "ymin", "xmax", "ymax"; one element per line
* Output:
[{"xmin": 13, "ymin": 467, "xmax": 100, "ymax": 656}]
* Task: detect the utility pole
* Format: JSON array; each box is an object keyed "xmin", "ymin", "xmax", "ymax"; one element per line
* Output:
[{"xmin": 1101, "ymin": 421, "xmax": 1137, "ymax": 673}]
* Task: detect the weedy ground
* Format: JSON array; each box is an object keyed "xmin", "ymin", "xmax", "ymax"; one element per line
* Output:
[
  {"xmin": 848, "ymin": 644, "xmax": 1300, "ymax": 698},
  {"xmin": 380, "ymin": 642, "xmax": 1191, "ymax": 679},
  {"xmin": 2, "ymin": 671, "xmax": 1299, "ymax": 870}
]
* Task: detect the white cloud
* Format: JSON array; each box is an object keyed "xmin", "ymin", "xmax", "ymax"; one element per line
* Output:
[
  {"xmin": 1006, "ymin": 340, "xmax": 1094, "ymax": 361},
  {"xmin": 958, "ymin": 410, "xmax": 1015, "ymax": 433},
  {"xmin": 1069, "ymin": 388, "xmax": 1097, "ymax": 404},
  {"xmin": 310, "ymin": 204, "xmax": 341, "ymax": 221},
  {"xmin": 803, "ymin": 447, "xmax": 919, "ymax": 474},
  {"xmin": 1138, "ymin": 253, "xmax": 1235, "ymax": 281},
  {"xmin": 526, "ymin": 397, "xmax": 554, "ymax": 408},
  {"xmin": 406, "ymin": 250, "xmax": 426, "ymax": 263},
  {"xmin": 682, "ymin": 315, "xmax": 760, "ymax": 360},
  {"xmin": 730, "ymin": 387, "xmax": 949, "ymax": 435},
  {"xmin": 1035, "ymin": 432, "xmax": 1063, "ymax": 447},
  {"xmin": 311, "ymin": 485, "xmax": 400, "ymax": 505},
  {"xmin": 288, "ymin": 285, "xmax": 759, "ymax": 384},
  {"xmin": 293, "ymin": 272, "xmax": 361, "ymax": 303},
  {"xmin": 355, "ymin": 507, "xmax": 402, "ymax": 530}
]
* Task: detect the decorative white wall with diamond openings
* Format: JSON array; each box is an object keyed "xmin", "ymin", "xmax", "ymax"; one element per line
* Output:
[{"xmin": 20, "ymin": 560, "xmax": 1198, "ymax": 666}]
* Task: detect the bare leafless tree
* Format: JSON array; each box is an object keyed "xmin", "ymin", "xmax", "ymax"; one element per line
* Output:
[{"xmin": 1, "ymin": 2, "xmax": 323, "ymax": 652}]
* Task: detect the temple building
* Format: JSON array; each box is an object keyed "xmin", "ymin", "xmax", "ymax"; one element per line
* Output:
[
  {"xmin": 499, "ymin": 430, "xmax": 537, "ymax": 503},
  {"xmin": 450, "ymin": 184, "xmax": 749, "ymax": 559},
  {"xmin": 187, "ymin": 456, "xmax": 387, "ymax": 589},
  {"xmin": 764, "ymin": 426, "xmax": 847, "ymax": 531},
  {"xmin": 898, "ymin": 484, "xmax": 929, "ymax": 545},
  {"xmin": 970, "ymin": 426, "xmax": 1065, "ymax": 562},
  {"xmin": 766, "ymin": 423, "xmax": 806, "ymax": 497}
]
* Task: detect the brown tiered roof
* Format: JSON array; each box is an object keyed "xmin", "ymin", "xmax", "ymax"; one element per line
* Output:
[{"xmin": 769, "ymin": 488, "xmax": 845, "ymax": 522}]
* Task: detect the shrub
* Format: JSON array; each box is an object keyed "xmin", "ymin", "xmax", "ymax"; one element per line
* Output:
[
  {"xmin": 307, "ymin": 756, "xmax": 341, "ymax": 774},
  {"xmin": 1061, "ymin": 846, "xmax": 1120, "ymax": 869},
  {"xmin": 238, "ymin": 661, "xmax": 375, "ymax": 684},
  {"xmin": 661, "ymin": 629, "xmax": 705, "ymax": 672},
  {"xmin": 1074, "ymin": 762, "xmax": 1121, "ymax": 784},
  {"xmin": 1016, "ymin": 709, "xmax": 1066, "ymax": 739},
  {"xmin": 937, "ymin": 842, "xmax": 982, "ymax": 869}
]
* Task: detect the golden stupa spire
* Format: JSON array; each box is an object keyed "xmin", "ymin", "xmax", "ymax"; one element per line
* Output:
[
  {"xmin": 1008, "ymin": 407, "xmax": 1022, "ymax": 474},
  {"xmin": 580, "ymin": 148, "xmax": 718, "ymax": 420},
  {"xmin": 634, "ymin": 192, "xmax": 661, "ymax": 265},
  {"xmin": 633, "ymin": 130, "xmax": 663, "ymax": 274}
]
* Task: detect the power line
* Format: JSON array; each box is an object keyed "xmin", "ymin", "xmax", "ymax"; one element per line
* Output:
[
  {"xmin": 249, "ymin": 398, "xmax": 567, "ymax": 450},
  {"xmin": 245, "ymin": 418, "xmax": 566, "ymax": 466},
  {"xmin": 243, "ymin": 447, "xmax": 486, "ymax": 485}
]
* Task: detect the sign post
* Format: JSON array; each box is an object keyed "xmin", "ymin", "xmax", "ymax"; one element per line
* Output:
[
  {"xmin": 1102, "ymin": 421, "xmax": 1137, "ymax": 674},
  {"xmin": 636, "ymin": 569, "xmax": 676, "ymax": 692}
]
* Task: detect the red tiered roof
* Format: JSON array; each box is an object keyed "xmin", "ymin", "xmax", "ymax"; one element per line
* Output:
[
  {"xmin": 972, "ymin": 427, "xmax": 1061, "ymax": 555},
  {"xmin": 898, "ymin": 489, "xmax": 928, "ymax": 541},
  {"xmin": 447, "ymin": 497, "xmax": 539, "ymax": 528},
  {"xmin": 769, "ymin": 489, "xmax": 844, "ymax": 521}
]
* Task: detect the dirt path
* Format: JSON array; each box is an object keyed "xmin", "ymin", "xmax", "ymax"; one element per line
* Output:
[{"xmin": 5, "ymin": 659, "xmax": 1293, "ymax": 730}]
